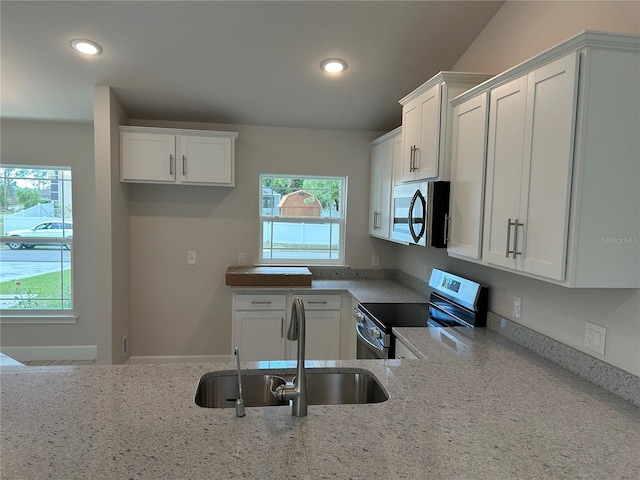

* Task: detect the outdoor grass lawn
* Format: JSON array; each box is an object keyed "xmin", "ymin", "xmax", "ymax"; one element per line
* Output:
[{"xmin": 0, "ymin": 269, "xmax": 71, "ymax": 308}]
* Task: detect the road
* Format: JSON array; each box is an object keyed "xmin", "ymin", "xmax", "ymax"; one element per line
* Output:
[{"xmin": 0, "ymin": 247, "xmax": 71, "ymax": 282}]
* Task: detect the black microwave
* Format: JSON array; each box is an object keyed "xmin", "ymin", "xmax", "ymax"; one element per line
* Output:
[{"xmin": 391, "ymin": 181, "xmax": 450, "ymax": 247}]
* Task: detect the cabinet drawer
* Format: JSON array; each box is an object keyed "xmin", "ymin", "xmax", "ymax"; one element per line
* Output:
[
  {"xmin": 235, "ymin": 294, "xmax": 287, "ymax": 311},
  {"xmin": 295, "ymin": 295, "xmax": 341, "ymax": 310}
]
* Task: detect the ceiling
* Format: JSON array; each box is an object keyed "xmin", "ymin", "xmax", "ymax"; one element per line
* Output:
[{"xmin": 1, "ymin": 1, "xmax": 504, "ymax": 132}]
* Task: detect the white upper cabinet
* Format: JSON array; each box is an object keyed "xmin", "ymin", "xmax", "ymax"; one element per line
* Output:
[
  {"xmin": 398, "ymin": 73, "xmax": 493, "ymax": 183},
  {"xmin": 369, "ymin": 128, "xmax": 400, "ymax": 240},
  {"xmin": 483, "ymin": 53, "xmax": 579, "ymax": 281},
  {"xmin": 447, "ymin": 92, "xmax": 490, "ymax": 260},
  {"xmin": 451, "ymin": 31, "xmax": 639, "ymax": 287},
  {"xmin": 120, "ymin": 126, "xmax": 238, "ymax": 186}
]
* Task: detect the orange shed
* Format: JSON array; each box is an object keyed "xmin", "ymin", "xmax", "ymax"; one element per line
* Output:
[{"xmin": 278, "ymin": 190, "xmax": 321, "ymax": 217}]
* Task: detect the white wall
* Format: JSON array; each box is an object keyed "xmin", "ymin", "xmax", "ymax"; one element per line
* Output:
[
  {"xmin": 125, "ymin": 119, "xmax": 393, "ymax": 358},
  {"xmin": 0, "ymin": 119, "xmax": 98, "ymax": 356},
  {"xmin": 396, "ymin": 0, "xmax": 640, "ymax": 376}
]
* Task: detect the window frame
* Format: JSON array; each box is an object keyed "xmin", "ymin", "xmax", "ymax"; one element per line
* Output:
[
  {"xmin": 0, "ymin": 165, "xmax": 75, "ymax": 320},
  {"xmin": 259, "ymin": 174, "xmax": 347, "ymax": 266}
]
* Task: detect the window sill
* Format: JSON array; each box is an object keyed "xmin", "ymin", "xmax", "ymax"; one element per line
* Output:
[{"xmin": 0, "ymin": 313, "xmax": 78, "ymax": 324}]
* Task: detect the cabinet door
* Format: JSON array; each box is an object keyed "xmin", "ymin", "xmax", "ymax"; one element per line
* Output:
[
  {"xmin": 448, "ymin": 92, "xmax": 489, "ymax": 259},
  {"xmin": 400, "ymin": 83, "xmax": 441, "ymax": 182},
  {"xmin": 288, "ymin": 310, "xmax": 341, "ymax": 360},
  {"xmin": 179, "ymin": 135, "xmax": 233, "ymax": 185},
  {"xmin": 369, "ymin": 138, "xmax": 393, "ymax": 238},
  {"xmin": 415, "ymin": 82, "xmax": 441, "ymax": 180},
  {"xmin": 395, "ymin": 339, "xmax": 418, "ymax": 360},
  {"xmin": 393, "ymin": 131, "xmax": 403, "ymax": 186},
  {"xmin": 400, "ymin": 98, "xmax": 421, "ymax": 183},
  {"xmin": 520, "ymin": 52, "xmax": 579, "ymax": 281},
  {"xmin": 288, "ymin": 294, "xmax": 341, "ymax": 360},
  {"xmin": 483, "ymin": 76, "xmax": 528, "ymax": 270},
  {"xmin": 121, "ymin": 132, "xmax": 175, "ymax": 182},
  {"xmin": 369, "ymin": 142, "xmax": 383, "ymax": 236},
  {"xmin": 308, "ymin": 310, "xmax": 341, "ymax": 360},
  {"xmin": 236, "ymin": 310, "xmax": 286, "ymax": 362}
]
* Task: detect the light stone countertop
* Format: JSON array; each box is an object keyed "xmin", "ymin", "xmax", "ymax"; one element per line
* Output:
[
  {"xmin": 2, "ymin": 328, "xmax": 639, "ymax": 479},
  {"xmin": 231, "ymin": 278, "xmax": 430, "ymax": 303}
]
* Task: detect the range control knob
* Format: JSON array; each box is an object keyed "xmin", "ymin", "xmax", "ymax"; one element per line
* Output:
[{"xmin": 370, "ymin": 327, "xmax": 382, "ymax": 340}]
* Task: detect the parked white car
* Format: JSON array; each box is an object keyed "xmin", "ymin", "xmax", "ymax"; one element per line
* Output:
[{"xmin": 5, "ymin": 221, "xmax": 73, "ymax": 250}]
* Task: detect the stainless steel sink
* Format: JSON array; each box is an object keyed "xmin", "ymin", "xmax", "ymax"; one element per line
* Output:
[{"xmin": 194, "ymin": 368, "xmax": 389, "ymax": 408}]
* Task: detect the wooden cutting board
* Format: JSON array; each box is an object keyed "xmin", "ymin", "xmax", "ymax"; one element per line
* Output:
[{"xmin": 225, "ymin": 266, "xmax": 312, "ymax": 287}]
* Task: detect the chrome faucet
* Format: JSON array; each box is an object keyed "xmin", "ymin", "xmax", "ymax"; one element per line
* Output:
[{"xmin": 272, "ymin": 297, "xmax": 308, "ymax": 417}]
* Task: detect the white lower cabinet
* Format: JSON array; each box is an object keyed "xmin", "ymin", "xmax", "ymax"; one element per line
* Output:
[
  {"xmin": 395, "ymin": 339, "xmax": 418, "ymax": 360},
  {"xmin": 232, "ymin": 294, "xmax": 287, "ymax": 361},
  {"xmin": 286, "ymin": 295, "xmax": 341, "ymax": 361},
  {"xmin": 232, "ymin": 293, "xmax": 341, "ymax": 361}
]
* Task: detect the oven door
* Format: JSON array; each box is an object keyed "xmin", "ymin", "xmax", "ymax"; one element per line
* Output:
[{"xmin": 355, "ymin": 321, "xmax": 387, "ymax": 359}]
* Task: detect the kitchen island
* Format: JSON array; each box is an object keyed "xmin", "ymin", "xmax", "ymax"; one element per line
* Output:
[{"xmin": 2, "ymin": 327, "xmax": 639, "ymax": 479}]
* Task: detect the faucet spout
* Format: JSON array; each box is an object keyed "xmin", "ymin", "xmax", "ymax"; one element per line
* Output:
[{"xmin": 273, "ymin": 297, "xmax": 308, "ymax": 417}]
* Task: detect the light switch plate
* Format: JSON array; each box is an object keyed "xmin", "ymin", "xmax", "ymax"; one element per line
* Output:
[
  {"xmin": 187, "ymin": 251, "xmax": 196, "ymax": 265},
  {"xmin": 238, "ymin": 253, "xmax": 247, "ymax": 266}
]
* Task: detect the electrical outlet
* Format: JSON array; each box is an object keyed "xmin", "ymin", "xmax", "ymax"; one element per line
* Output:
[
  {"xmin": 187, "ymin": 251, "xmax": 196, "ymax": 265},
  {"xmin": 122, "ymin": 335, "xmax": 128, "ymax": 357},
  {"xmin": 512, "ymin": 296, "xmax": 522, "ymax": 319},
  {"xmin": 238, "ymin": 253, "xmax": 247, "ymax": 266},
  {"xmin": 584, "ymin": 322, "xmax": 606, "ymax": 355},
  {"xmin": 371, "ymin": 254, "xmax": 380, "ymax": 267}
]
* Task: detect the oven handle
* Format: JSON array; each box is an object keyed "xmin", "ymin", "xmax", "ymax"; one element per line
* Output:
[{"xmin": 355, "ymin": 322, "xmax": 385, "ymax": 354}]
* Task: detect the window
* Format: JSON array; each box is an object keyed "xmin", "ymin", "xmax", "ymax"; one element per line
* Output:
[
  {"xmin": 0, "ymin": 166, "xmax": 73, "ymax": 311},
  {"xmin": 260, "ymin": 175, "xmax": 346, "ymax": 264}
]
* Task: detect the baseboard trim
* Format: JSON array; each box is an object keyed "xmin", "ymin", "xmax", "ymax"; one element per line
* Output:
[
  {"xmin": 127, "ymin": 354, "xmax": 231, "ymax": 364},
  {"xmin": 0, "ymin": 345, "xmax": 97, "ymax": 362}
]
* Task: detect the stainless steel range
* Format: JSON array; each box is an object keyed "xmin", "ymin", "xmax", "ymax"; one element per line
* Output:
[{"xmin": 355, "ymin": 268, "xmax": 488, "ymax": 359}]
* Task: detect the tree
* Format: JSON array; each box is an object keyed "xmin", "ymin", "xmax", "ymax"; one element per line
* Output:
[{"xmin": 16, "ymin": 188, "xmax": 44, "ymax": 209}]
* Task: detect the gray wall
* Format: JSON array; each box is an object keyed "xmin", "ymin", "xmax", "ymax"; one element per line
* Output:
[
  {"xmin": 396, "ymin": 0, "xmax": 640, "ymax": 376},
  {"xmin": 0, "ymin": 119, "xmax": 98, "ymax": 356},
  {"xmin": 125, "ymin": 119, "xmax": 394, "ymax": 359}
]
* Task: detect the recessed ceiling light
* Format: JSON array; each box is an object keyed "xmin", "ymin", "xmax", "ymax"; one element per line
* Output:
[
  {"xmin": 70, "ymin": 38, "xmax": 102, "ymax": 56},
  {"xmin": 320, "ymin": 59, "xmax": 347, "ymax": 74}
]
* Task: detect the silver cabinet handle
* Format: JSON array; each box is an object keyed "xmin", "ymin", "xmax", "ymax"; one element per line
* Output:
[
  {"xmin": 182, "ymin": 155, "xmax": 186, "ymax": 176},
  {"xmin": 410, "ymin": 145, "xmax": 419, "ymax": 172},
  {"xmin": 250, "ymin": 301, "xmax": 272, "ymax": 305},
  {"xmin": 444, "ymin": 214, "xmax": 450, "ymax": 243},
  {"xmin": 513, "ymin": 220, "xmax": 523, "ymax": 259},
  {"xmin": 281, "ymin": 317, "xmax": 284, "ymax": 338},
  {"xmin": 409, "ymin": 145, "xmax": 416, "ymax": 172},
  {"xmin": 169, "ymin": 154, "xmax": 174, "ymax": 175},
  {"xmin": 506, "ymin": 218, "xmax": 523, "ymax": 259},
  {"xmin": 307, "ymin": 301, "xmax": 328, "ymax": 305}
]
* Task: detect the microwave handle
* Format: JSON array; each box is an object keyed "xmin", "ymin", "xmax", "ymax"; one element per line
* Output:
[{"xmin": 408, "ymin": 190, "xmax": 426, "ymax": 243}]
